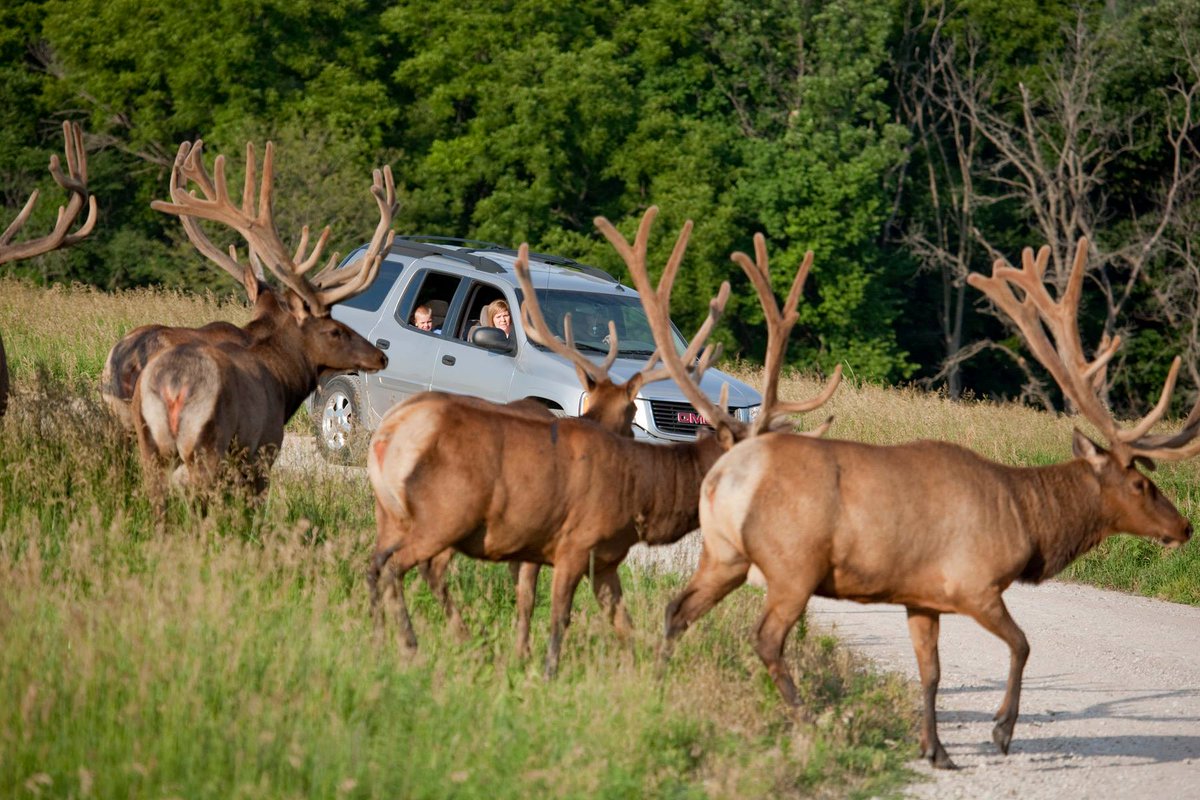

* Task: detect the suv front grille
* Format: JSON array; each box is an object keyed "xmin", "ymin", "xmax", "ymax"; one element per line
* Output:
[{"xmin": 648, "ymin": 400, "xmax": 713, "ymax": 437}]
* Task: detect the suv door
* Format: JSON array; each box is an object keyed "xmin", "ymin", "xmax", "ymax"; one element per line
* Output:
[
  {"xmin": 366, "ymin": 267, "xmax": 466, "ymax": 418},
  {"xmin": 430, "ymin": 279, "xmax": 518, "ymax": 402}
]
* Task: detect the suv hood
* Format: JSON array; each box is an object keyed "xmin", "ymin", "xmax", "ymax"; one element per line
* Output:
[{"xmin": 603, "ymin": 358, "xmax": 760, "ymax": 408}]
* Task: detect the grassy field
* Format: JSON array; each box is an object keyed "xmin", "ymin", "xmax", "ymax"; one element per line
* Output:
[
  {"xmin": 0, "ymin": 278, "xmax": 918, "ymax": 797},
  {"xmin": 3, "ymin": 276, "xmax": 1198, "ymax": 797}
]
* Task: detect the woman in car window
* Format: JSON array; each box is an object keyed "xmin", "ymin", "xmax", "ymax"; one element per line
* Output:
[{"xmin": 488, "ymin": 299, "xmax": 513, "ymax": 338}]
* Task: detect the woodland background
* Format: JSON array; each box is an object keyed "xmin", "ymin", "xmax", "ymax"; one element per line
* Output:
[{"xmin": 3, "ymin": 0, "xmax": 1199, "ymax": 414}]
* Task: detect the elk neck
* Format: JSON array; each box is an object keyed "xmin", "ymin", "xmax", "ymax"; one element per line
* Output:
[
  {"xmin": 241, "ymin": 317, "xmax": 321, "ymax": 413},
  {"xmin": 626, "ymin": 434, "xmax": 727, "ymax": 545},
  {"xmin": 1007, "ymin": 458, "xmax": 1108, "ymax": 583}
]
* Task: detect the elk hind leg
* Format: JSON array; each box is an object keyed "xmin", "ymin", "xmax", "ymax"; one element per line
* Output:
[
  {"xmin": 660, "ymin": 548, "xmax": 750, "ymax": 665},
  {"xmin": 964, "ymin": 594, "xmax": 1029, "ymax": 755},
  {"xmin": 753, "ymin": 584, "xmax": 814, "ymax": 708},
  {"xmin": 906, "ymin": 607, "xmax": 954, "ymax": 769},
  {"xmin": 417, "ymin": 549, "xmax": 470, "ymax": 642},
  {"xmin": 591, "ymin": 563, "xmax": 633, "ymax": 642}
]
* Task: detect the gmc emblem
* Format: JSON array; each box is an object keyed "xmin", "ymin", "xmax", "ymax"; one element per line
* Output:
[{"xmin": 676, "ymin": 410, "xmax": 709, "ymax": 425}]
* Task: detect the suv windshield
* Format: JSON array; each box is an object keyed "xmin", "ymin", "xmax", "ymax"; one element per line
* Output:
[{"xmin": 529, "ymin": 289, "xmax": 686, "ymax": 357}]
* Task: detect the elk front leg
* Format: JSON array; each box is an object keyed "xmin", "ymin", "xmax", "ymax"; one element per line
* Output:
[
  {"xmin": 965, "ymin": 594, "xmax": 1030, "ymax": 756},
  {"xmin": 590, "ymin": 563, "xmax": 633, "ymax": 642},
  {"xmin": 417, "ymin": 549, "xmax": 469, "ymax": 641},
  {"xmin": 660, "ymin": 547, "xmax": 749, "ymax": 665},
  {"xmin": 513, "ymin": 562, "xmax": 541, "ymax": 661},
  {"xmin": 906, "ymin": 607, "xmax": 954, "ymax": 769},
  {"xmin": 544, "ymin": 550, "xmax": 588, "ymax": 679}
]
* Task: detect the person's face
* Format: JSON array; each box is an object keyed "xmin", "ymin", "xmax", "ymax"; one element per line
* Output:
[
  {"xmin": 493, "ymin": 309, "xmax": 511, "ymax": 334},
  {"xmin": 414, "ymin": 311, "xmax": 433, "ymax": 331}
]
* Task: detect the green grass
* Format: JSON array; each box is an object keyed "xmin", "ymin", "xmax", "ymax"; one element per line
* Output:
[{"xmin": 0, "ymin": 367, "xmax": 918, "ymax": 799}]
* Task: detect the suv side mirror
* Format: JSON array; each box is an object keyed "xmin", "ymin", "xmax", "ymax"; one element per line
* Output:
[{"xmin": 471, "ymin": 326, "xmax": 515, "ymax": 353}]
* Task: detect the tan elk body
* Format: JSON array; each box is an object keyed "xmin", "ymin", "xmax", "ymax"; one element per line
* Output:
[
  {"xmin": 132, "ymin": 140, "xmax": 391, "ymax": 504},
  {"xmin": 661, "ymin": 239, "xmax": 1195, "ymax": 769},
  {"xmin": 368, "ymin": 209, "xmax": 838, "ymax": 674}
]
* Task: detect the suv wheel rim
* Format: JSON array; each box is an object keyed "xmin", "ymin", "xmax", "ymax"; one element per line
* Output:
[{"xmin": 321, "ymin": 390, "xmax": 353, "ymax": 451}]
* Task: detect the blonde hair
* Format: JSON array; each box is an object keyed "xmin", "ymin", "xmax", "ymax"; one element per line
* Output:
[{"xmin": 483, "ymin": 299, "xmax": 510, "ymax": 326}]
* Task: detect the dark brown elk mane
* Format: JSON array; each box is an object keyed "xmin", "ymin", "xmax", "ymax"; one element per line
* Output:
[{"xmin": 660, "ymin": 237, "xmax": 1196, "ymax": 770}]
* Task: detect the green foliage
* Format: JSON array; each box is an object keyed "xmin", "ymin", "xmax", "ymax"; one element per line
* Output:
[
  {"xmin": 1, "ymin": 0, "xmax": 1197, "ymax": 394},
  {"xmin": 0, "ymin": 368, "xmax": 918, "ymax": 799}
]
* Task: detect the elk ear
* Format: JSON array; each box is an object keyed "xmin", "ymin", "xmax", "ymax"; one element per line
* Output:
[
  {"xmin": 623, "ymin": 373, "xmax": 645, "ymax": 401},
  {"xmin": 716, "ymin": 426, "xmax": 737, "ymax": 450},
  {"xmin": 576, "ymin": 367, "xmax": 598, "ymax": 394},
  {"xmin": 1072, "ymin": 428, "xmax": 1110, "ymax": 472},
  {"xmin": 286, "ymin": 290, "xmax": 310, "ymax": 323},
  {"xmin": 242, "ymin": 265, "xmax": 260, "ymax": 303},
  {"xmin": 1133, "ymin": 455, "xmax": 1157, "ymax": 473}
]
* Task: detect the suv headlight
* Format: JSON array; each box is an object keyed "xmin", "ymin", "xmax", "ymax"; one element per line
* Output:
[{"xmin": 735, "ymin": 405, "xmax": 762, "ymax": 423}]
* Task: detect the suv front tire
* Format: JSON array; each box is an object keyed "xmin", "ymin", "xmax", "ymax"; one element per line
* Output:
[{"xmin": 313, "ymin": 375, "xmax": 367, "ymax": 464}]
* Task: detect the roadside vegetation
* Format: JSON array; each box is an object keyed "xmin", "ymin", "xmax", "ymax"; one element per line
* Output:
[
  {"xmin": 4, "ymin": 276, "xmax": 1199, "ymax": 795},
  {"xmin": 0, "ymin": 278, "xmax": 918, "ymax": 798}
]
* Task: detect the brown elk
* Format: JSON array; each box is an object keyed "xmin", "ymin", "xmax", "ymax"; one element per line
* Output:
[
  {"xmin": 100, "ymin": 202, "xmax": 268, "ymax": 428},
  {"xmin": 131, "ymin": 140, "xmax": 391, "ymax": 507},
  {"xmin": 659, "ymin": 238, "xmax": 1195, "ymax": 769},
  {"xmin": 0, "ymin": 121, "xmax": 97, "ymax": 416},
  {"xmin": 367, "ymin": 207, "xmax": 840, "ymax": 675}
]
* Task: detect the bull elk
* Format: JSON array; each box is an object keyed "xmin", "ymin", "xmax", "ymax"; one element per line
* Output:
[
  {"xmin": 131, "ymin": 140, "xmax": 391, "ymax": 507},
  {"xmin": 0, "ymin": 121, "xmax": 97, "ymax": 416},
  {"xmin": 659, "ymin": 238, "xmax": 1195, "ymax": 769},
  {"xmin": 100, "ymin": 200, "xmax": 269, "ymax": 428},
  {"xmin": 367, "ymin": 206, "xmax": 839, "ymax": 675}
]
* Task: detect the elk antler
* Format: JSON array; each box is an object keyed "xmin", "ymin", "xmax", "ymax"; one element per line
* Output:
[
  {"xmin": 731, "ymin": 234, "xmax": 842, "ymax": 436},
  {"xmin": 602, "ymin": 208, "xmax": 840, "ymax": 443},
  {"xmin": 595, "ymin": 207, "xmax": 744, "ymax": 441},
  {"xmin": 151, "ymin": 140, "xmax": 396, "ymax": 313},
  {"xmin": 968, "ymin": 238, "xmax": 1200, "ymax": 463},
  {"xmin": 513, "ymin": 244, "xmax": 673, "ymax": 392},
  {"xmin": 0, "ymin": 121, "xmax": 97, "ymax": 265}
]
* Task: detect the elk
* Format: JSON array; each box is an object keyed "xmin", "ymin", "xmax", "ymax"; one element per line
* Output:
[
  {"xmin": 100, "ymin": 204, "xmax": 268, "ymax": 428},
  {"xmin": 131, "ymin": 140, "xmax": 391, "ymax": 507},
  {"xmin": 659, "ymin": 238, "xmax": 1195, "ymax": 769},
  {"xmin": 0, "ymin": 121, "xmax": 97, "ymax": 417},
  {"xmin": 367, "ymin": 206, "xmax": 840, "ymax": 675}
]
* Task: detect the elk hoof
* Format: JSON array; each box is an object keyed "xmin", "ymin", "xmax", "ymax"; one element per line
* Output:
[
  {"xmin": 992, "ymin": 721, "xmax": 1014, "ymax": 755},
  {"xmin": 930, "ymin": 746, "xmax": 957, "ymax": 770}
]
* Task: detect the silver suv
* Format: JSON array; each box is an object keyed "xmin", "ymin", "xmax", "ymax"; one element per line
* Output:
[{"xmin": 309, "ymin": 237, "xmax": 762, "ymax": 461}]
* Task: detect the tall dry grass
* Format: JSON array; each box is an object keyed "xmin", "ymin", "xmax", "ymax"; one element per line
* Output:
[
  {"xmin": 0, "ymin": 369, "xmax": 918, "ymax": 798},
  {"xmin": 0, "ymin": 277, "xmax": 247, "ymax": 390}
]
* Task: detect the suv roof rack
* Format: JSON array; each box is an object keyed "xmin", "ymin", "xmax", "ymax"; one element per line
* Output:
[
  {"xmin": 396, "ymin": 234, "xmax": 506, "ymax": 250},
  {"xmin": 388, "ymin": 238, "xmax": 505, "ymax": 274},
  {"xmin": 483, "ymin": 247, "xmax": 618, "ymax": 283},
  {"xmin": 391, "ymin": 234, "xmax": 619, "ymax": 284}
]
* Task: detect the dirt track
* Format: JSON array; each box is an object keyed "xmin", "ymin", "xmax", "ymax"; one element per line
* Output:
[
  {"xmin": 282, "ymin": 436, "xmax": 1200, "ymax": 798},
  {"xmin": 630, "ymin": 533, "xmax": 1200, "ymax": 798}
]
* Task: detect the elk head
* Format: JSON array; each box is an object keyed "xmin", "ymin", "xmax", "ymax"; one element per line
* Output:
[
  {"xmin": 151, "ymin": 140, "xmax": 392, "ymax": 377},
  {"xmin": 513, "ymin": 242, "xmax": 674, "ymax": 436},
  {"xmin": 970, "ymin": 239, "xmax": 1195, "ymax": 549},
  {"xmin": 597, "ymin": 206, "xmax": 841, "ymax": 449}
]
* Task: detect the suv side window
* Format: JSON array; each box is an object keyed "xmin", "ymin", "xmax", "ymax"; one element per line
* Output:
[
  {"xmin": 398, "ymin": 269, "xmax": 463, "ymax": 334},
  {"xmin": 455, "ymin": 280, "xmax": 511, "ymax": 344}
]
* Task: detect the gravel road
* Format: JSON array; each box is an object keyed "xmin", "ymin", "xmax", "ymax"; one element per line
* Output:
[{"xmin": 281, "ymin": 435, "xmax": 1200, "ymax": 798}]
